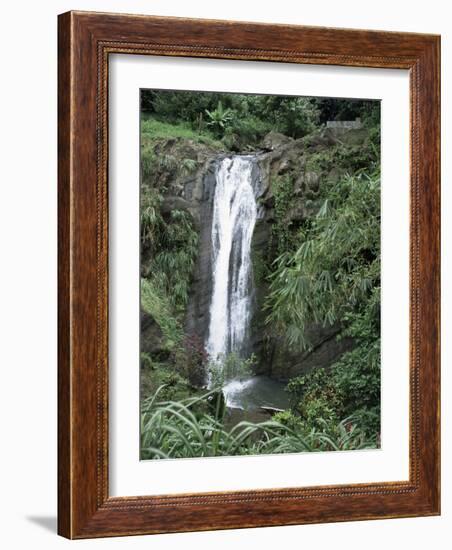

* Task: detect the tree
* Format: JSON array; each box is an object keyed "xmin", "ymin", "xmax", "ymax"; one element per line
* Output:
[{"xmin": 205, "ymin": 101, "xmax": 234, "ymax": 137}]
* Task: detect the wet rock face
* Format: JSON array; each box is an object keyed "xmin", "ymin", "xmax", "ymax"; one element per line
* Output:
[
  {"xmin": 184, "ymin": 161, "xmax": 217, "ymax": 342},
  {"xmin": 265, "ymin": 327, "xmax": 354, "ymax": 381},
  {"xmin": 140, "ymin": 309, "xmax": 169, "ymax": 361}
]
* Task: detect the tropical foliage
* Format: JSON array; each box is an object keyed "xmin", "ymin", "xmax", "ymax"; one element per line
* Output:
[
  {"xmin": 266, "ymin": 170, "xmax": 380, "ymax": 350},
  {"xmin": 141, "ymin": 387, "xmax": 378, "ymax": 459},
  {"xmin": 205, "ymin": 100, "xmax": 234, "ymax": 136},
  {"xmin": 141, "ymin": 186, "xmax": 199, "ymax": 312},
  {"xmin": 263, "ymin": 167, "xmax": 381, "ymax": 441},
  {"xmin": 141, "ymin": 89, "xmax": 379, "ymax": 147}
]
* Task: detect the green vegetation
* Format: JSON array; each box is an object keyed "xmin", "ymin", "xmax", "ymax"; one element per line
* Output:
[
  {"xmin": 141, "ymin": 116, "xmax": 224, "ymax": 149},
  {"xmin": 141, "ymin": 279, "xmax": 182, "ymax": 349},
  {"xmin": 270, "ymin": 174, "xmax": 296, "ymax": 254},
  {"xmin": 141, "ymin": 387, "xmax": 377, "ymax": 459},
  {"xmin": 141, "ymin": 89, "xmax": 379, "ymax": 150},
  {"xmin": 305, "ymin": 140, "xmax": 379, "ymax": 174},
  {"xmin": 283, "ymin": 349, "xmax": 380, "ymax": 440},
  {"xmin": 140, "ymin": 180, "xmax": 202, "ymax": 397},
  {"xmin": 205, "ymin": 100, "xmax": 234, "ymax": 136},
  {"xmin": 264, "ymin": 169, "xmax": 380, "ymax": 441},
  {"xmin": 266, "ymin": 170, "xmax": 380, "ymax": 350},
  {"xmin": 140, "ymin": 356, "xmax": 194, "ymax": 403},
  {"xmin": 141, "ymin": 186, "xmax": 199, "ymax": 312}
]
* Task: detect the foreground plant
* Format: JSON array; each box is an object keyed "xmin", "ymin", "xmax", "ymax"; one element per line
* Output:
[{"xmin": 140, "ymin": 386, "xmax": 378, "ymax": 460}]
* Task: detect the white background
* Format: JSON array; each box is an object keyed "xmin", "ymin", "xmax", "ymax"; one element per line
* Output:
[
  {"xmin": 0, "ymin": 0, "xmax": 450, "ymax": 548},
  {"xmin": 110, "ymin": 56, "xmax": 409, "ymax": 496}
]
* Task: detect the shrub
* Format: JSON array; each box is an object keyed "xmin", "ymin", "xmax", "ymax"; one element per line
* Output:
[
  {"xmin": 141, "ymin": 278, "xmax": 183, "ymax": 350},
  {"xmin": 141, "ymin": 364, "xmax": 194, "ymax": 404},
  {"xmin": 265, "ymin": 170, "xmax": 381, "ymax": 350}
]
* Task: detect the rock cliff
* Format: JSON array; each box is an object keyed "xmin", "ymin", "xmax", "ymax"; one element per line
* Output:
[{"xmin": 141, "ymin": 125, "xmax": 372, "ymax": 379}]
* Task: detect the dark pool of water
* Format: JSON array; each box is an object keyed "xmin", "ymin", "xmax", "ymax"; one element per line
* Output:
[{"xmin": 223, "ymin": 375, "xmax": 289, "ymax": 412}]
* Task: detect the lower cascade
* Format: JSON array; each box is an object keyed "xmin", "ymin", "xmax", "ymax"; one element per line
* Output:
[{"xmin": 206, "ymin": 155, "xmax": 258, "ymax": 392}]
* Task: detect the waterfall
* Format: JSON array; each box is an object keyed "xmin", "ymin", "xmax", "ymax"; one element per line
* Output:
[{"xmin": 206, "ymin": 155, "xmax": 258, "ymax": 382}]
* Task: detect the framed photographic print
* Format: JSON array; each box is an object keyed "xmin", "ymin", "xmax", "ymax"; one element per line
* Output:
[{"xmin": 58, "ymin": 11, "xmax": 440, "ymax": 538}]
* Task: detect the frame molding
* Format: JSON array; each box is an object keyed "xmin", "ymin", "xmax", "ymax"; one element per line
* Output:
[{"xmin": 58, "ymin": 10, "xmax": 440, "ymax": 538}]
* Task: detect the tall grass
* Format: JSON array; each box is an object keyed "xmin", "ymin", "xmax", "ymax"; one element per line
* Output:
[
  {"xmin": 141, "ymin": 116, "xmax": 223, "ymax": 149},
  {"xmin": 140, "ymin": 386, "xmax": 377, "ymax": 459}
]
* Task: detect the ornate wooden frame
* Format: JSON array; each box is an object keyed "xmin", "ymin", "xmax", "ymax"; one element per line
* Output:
[{"xmin": 58, "ymin": 10, "xmax": 440, "ymax": 539}]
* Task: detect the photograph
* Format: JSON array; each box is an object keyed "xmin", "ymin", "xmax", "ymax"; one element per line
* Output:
[{"xmin": 139, "ymin": 89, "xmax": 382, "ymax": 459}]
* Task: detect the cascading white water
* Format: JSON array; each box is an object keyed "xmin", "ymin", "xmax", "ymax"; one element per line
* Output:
[{"xmin": 206, "ymin": 156, "xmax": 257, "ymax": 383}]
